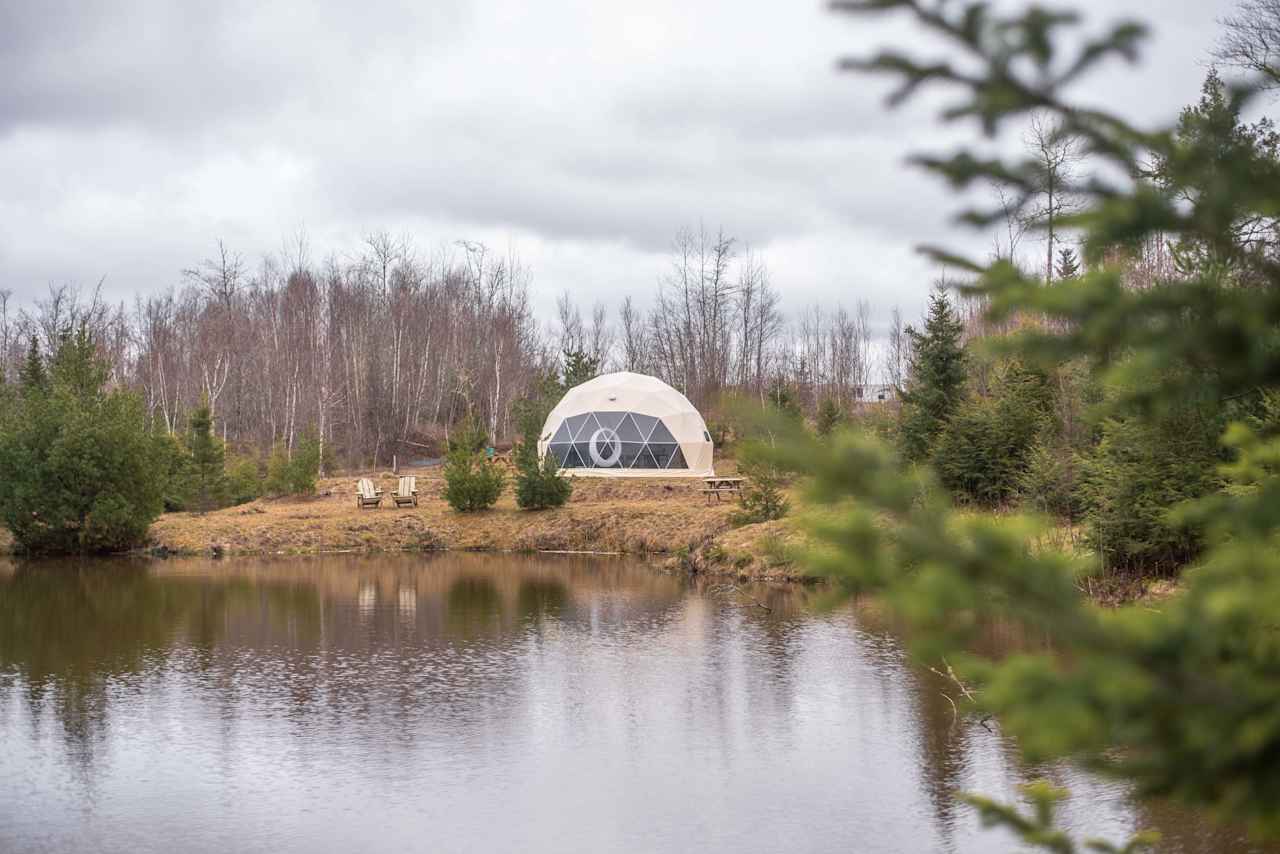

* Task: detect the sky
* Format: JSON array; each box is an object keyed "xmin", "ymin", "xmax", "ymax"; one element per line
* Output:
[{"xmin": 0, "ymin": 0, "xmax": 1246, "ymax": 335}]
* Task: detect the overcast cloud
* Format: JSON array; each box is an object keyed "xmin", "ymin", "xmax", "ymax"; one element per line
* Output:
[{"xmin": 0, "ymin": 0, "xmax": 1244, "ymax": 331}]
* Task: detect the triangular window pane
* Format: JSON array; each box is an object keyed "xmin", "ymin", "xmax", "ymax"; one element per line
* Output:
[
  {"xmin": 668, "ymin": 447, "xmax": 687, "ymax": 469},
  {"xmin": 548, "ymin": 444, "xmax": 570, "ymax": 466},
  {"xmin": 563, "ymin": 445, "xmax": 585, "ymax": 468},
  {"xmin": 619, "ymin": 442, "xmax": 642, "ymax": 468},
  {"xmin": 594, "ymin": 411, "xmax": 626, "ymax": 431},
  {"xmin": 648, "ymin": 421, "xmax": 676, "ymax": 444},
  {"xmin": 648, "ymin": 442, "xmax": 677, "ymax": 468},
  {"xmin": 631, "ymin": 413, "xmax": 659, "ymax": 441},
  {"xmin": 579, "ymin": 413, "xmax": 603, "ymax": 440},
  {"xmin": 564, "ymin": 413, "xmax": 591, "ymax": 441},
  {"xmin": 633, "ymin": 446, "xmax": 659, "ymax": 469},
  {"xmin": 572, "ymin": 441, "xmax": 593, "ymax": 467},
  {"xmin": 616, "ymin": 414, "xmax": 644, "ymax": 442},
  {"xmin": 550, "ymin": 421, "xmax": 573, "ymax": 443}
]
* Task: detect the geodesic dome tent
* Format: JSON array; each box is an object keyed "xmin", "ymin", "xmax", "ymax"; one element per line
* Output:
[{"xmin": 538, "ymin": 372, "xmax": 714, "ymax": 477}]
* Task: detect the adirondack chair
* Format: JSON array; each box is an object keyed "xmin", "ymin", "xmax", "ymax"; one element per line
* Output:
[
  {"xmin": 355, "ymin": 477, "xmax": 383, "ymax": 509},
  {"xmin": 392, "ymin": 475, "xmax": 418, "ymax": 508}
]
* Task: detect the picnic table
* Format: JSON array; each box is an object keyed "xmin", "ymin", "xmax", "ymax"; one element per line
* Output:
[{"xmin": 701, "ymin": 476, "xmax": 745, "ymax": 504}]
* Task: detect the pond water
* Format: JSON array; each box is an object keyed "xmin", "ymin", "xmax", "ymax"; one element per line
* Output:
[{"xmin": 0, "ymin": 553, "xmax": 1270, "ymax": 853}]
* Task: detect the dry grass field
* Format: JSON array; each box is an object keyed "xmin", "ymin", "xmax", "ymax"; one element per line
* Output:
[{"xmin": 142, "ymin": 464, "xmax": 808, "ymax": 580}]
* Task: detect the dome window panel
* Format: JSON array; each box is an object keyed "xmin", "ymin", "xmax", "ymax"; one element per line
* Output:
[
  {"xmin": 619, "ymin": 442, "xmax": 643, "ymax": 468},
  {"xmin": 632, "ymin": 446, "xmax": 660, "ymax": 469},
  {"xmin": 615, "ymin": 414, "xmax": 645, "ymax": 442},
  {"xmin": 562, "ymin": 445, "xmax": 586, "ymax": 468},
  {"xmin": 630, "ymin": 413, "xmax": 659, "ymax": 441},
  {"xmin": 593, "ymin": 411, "xmax": 627, "ymax": 431},
  {"xmin": 648, "ymin": 442, "xmax": 678, "ymax": 468},
  {"xmin": 563, "ymin": 413, "xmax": 592, "ymax": 441},
  {"xmin": 550, "ymin": 422, "xmax": 574, "ymax": 444},
  {"xmin": 668, "ymin": 447, "xmax": 688, "ymax": 469},
  {"xmin": 648, "ymin": 421, "xmax": 676, "ymax": 445}
]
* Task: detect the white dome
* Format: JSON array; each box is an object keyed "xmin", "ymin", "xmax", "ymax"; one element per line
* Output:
[{"xmin": 537, "ymin": 372, "xmax": 714, "ymax": 477}]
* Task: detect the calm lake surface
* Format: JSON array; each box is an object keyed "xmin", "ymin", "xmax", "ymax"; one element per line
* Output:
[{"xmin": 0, "ymin": 553, "xmax": 1269, "ymax": 853}]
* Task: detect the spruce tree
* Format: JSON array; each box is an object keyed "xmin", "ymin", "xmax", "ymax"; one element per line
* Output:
[
  {"xmin": 0, "ymin": 324, "xmax": 164, "ymax": 553},
  {"xmin": 898, "ymin": 287, "xmax": 966, "ymax": 461},
  {"xmin": 562, "ymin": 349, "xmax": 600, "ymax": 390},
  {"xmin": 186, "ymin": 399, "xmax": 227, "ymax": 513},
  {"xmin": 1054, "ymin": 246, "xmax": 1080, "ymax": 280},
  {"xmin": 18, "ymin": 337, "xmax": 46, "ymax": 394},
  {"xmin": 815, "ymin": 397, "xmax": 845, "ymax": 437}
]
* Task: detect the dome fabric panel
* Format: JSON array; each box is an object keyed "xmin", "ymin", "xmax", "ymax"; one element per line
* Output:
[{"xmin": 537, "ymin": 372, "xmax": 715, "ymax": 478}]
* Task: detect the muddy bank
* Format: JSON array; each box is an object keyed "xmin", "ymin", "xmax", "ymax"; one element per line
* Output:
[{"xmin": 146, "ymin": 468, "xmax": 807, "ymax": 581}]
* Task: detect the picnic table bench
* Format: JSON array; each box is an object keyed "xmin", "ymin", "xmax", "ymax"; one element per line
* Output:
[{"xmin": 701, "ymin": 476, "xmax": 745, "ymax": 504}]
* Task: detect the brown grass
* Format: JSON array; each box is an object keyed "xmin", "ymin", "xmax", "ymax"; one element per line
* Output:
[{"xmin": 148, "ymin": 466, "xmax": 770, "ymax": 572}]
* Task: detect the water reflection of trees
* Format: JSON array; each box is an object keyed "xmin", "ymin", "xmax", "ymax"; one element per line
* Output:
[{"xmin": 3, "ymin": 553, "xmax": 1266, "ymax": 852}]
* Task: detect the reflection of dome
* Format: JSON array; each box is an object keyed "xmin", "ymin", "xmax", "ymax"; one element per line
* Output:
[{"xmin": 537, "ymin": 372, "xmax": 714, "ymax": 477}]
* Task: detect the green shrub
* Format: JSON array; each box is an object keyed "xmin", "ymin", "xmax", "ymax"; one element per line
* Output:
[
  {"xmin": 155, "ymin": 432, "xmax": 194, "ymax": 512},
  {"xmin": 514, "ymin": 442, "xmax": 572, "ymax": 510},
  {"xmin": 443, "ymin": 447, "xmax": 505, "ymax": 511},
  {"xmin": 0, "ymin": 327, "xmax": 165, "ymax": 554},
  {"xmin": 1081, "ymin": 405, "xmax": 1223, "ymax": 573},
  {"xmin": 225, "ymin": 455, "xmax": 262, "ymax": 505},
  {"xmin": 1017, "ymin": 440, "xmax": 1082, "ymax": 519},
  {"xmin": 934, "ymin": 361, "xmax": 1051, "ymax": 507},
  {"xmin": 264, "ymin": 433, "xmax": 323, "ymax": 498},
  {"xmin": 731, "ymin": 451, "xmax": 790, "ymax": 526},
  {"xmin": 815, "ymin": 398, "xmax": 845, "ymax": 437}
]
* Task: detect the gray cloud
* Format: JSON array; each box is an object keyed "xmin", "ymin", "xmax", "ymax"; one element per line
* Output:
[{"xmin": 0, "ymin": 0, "xmax": 1248, "ymax": 329}]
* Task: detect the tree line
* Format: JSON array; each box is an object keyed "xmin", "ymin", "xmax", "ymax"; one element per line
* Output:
[{"xmin": 0, "ymin": 228, "xmax": 885, "ymax": 472}]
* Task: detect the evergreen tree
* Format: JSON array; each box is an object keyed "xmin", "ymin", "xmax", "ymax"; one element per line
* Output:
[
  {"xmin": 898, "ymin": 287, "xmax": 967, "ymax": 461},
  {"xmin": 934, "ymin": 360, "xmax": 1052, "ymax": 507},
  {"xmin": 443, "ymin": 445, "xmax": 505, "ymax": 512},
  {"xmin": 513, "ymin": 400, "xmax": 572, "ymax": 510},
  {"xmin": 731, "ymin": 450, "xmax": 790, "ymax": 526},
  {"xmin": 18, "ymin": 337, "xmax": 46, "ymax": 394},
  {"xmin": 1054, "ymin": 246, "xmax": 1080, "ymax": 280},
  {"xmin": 562, "ymin": 349, "xmax": 600, "ymax": 390},
  {"xmin": 0, "ymin": 324, "xmax": 164, "ymax": 553},
  {"xmin": 766, "ymin": 378, "xmax": 803, "ymax": 421},
  {"xmin": 1147, "ymin": 68, "xmax": 1280, "ymax": 280},
  {"xmin": 186, "ymin": 399, "xmax": 227, "ymax": 513},
  {"xmin": 815, "ymin": 397, "xmax": 845, "ymax": 437},
  {"xmin": 514, "ymin": 443, "xmax": 572, "ymax": 511}
]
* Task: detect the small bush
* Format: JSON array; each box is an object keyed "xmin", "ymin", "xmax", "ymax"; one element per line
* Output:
[
  {"xmin": 264, "ymin": 434, "xmax": 322, "ymax": 498},
  {"xmin": 934, "ymin": 361, "xmax": 1050, "ymax": 507},
  {"xmin": 731, "ymin": 452, "xmax": 790, "ymax": 526},
  {"xmin": 1018, "ymin": 440, "xmax": 1082, "ymax": 519},
  {"xmin": 225, "ymin": 455, "xmax": 262, "ymax": 505},
  {"xmin": 443, "ymin": 447, "xmax": 505, "ymax": 511},
  {"xmin": 815, "ymin": 398, "xmax": 846, "ymax": 437},
  {"xmin": 155, "ymin": 432, "xmax": 194, "ymax": 512},
  {"xmin": 1081, "ymin": 408, "xmax": 1222, "ymax": 573},
  {"xmin": 514, "ymin": 442, "xmax": 572, "ymax": 510}
]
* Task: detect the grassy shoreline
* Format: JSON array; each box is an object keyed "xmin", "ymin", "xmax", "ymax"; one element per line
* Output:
[
  {"xmin": 0, "ymin": 469, "xmax": 1177, "ymax": 599},
  {"xmin": 140, "ymin": 467, "xmax": 808, "ymax": 581}
]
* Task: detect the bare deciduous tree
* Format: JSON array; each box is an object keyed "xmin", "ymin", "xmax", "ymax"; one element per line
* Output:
[
  {"xmin": 1025, "ymin": 113, "xmax": 1083, "ymax": 284},
  {"xmin": 1215, "ymin": 0, "xmax": 1280, "ymax": 90}
]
